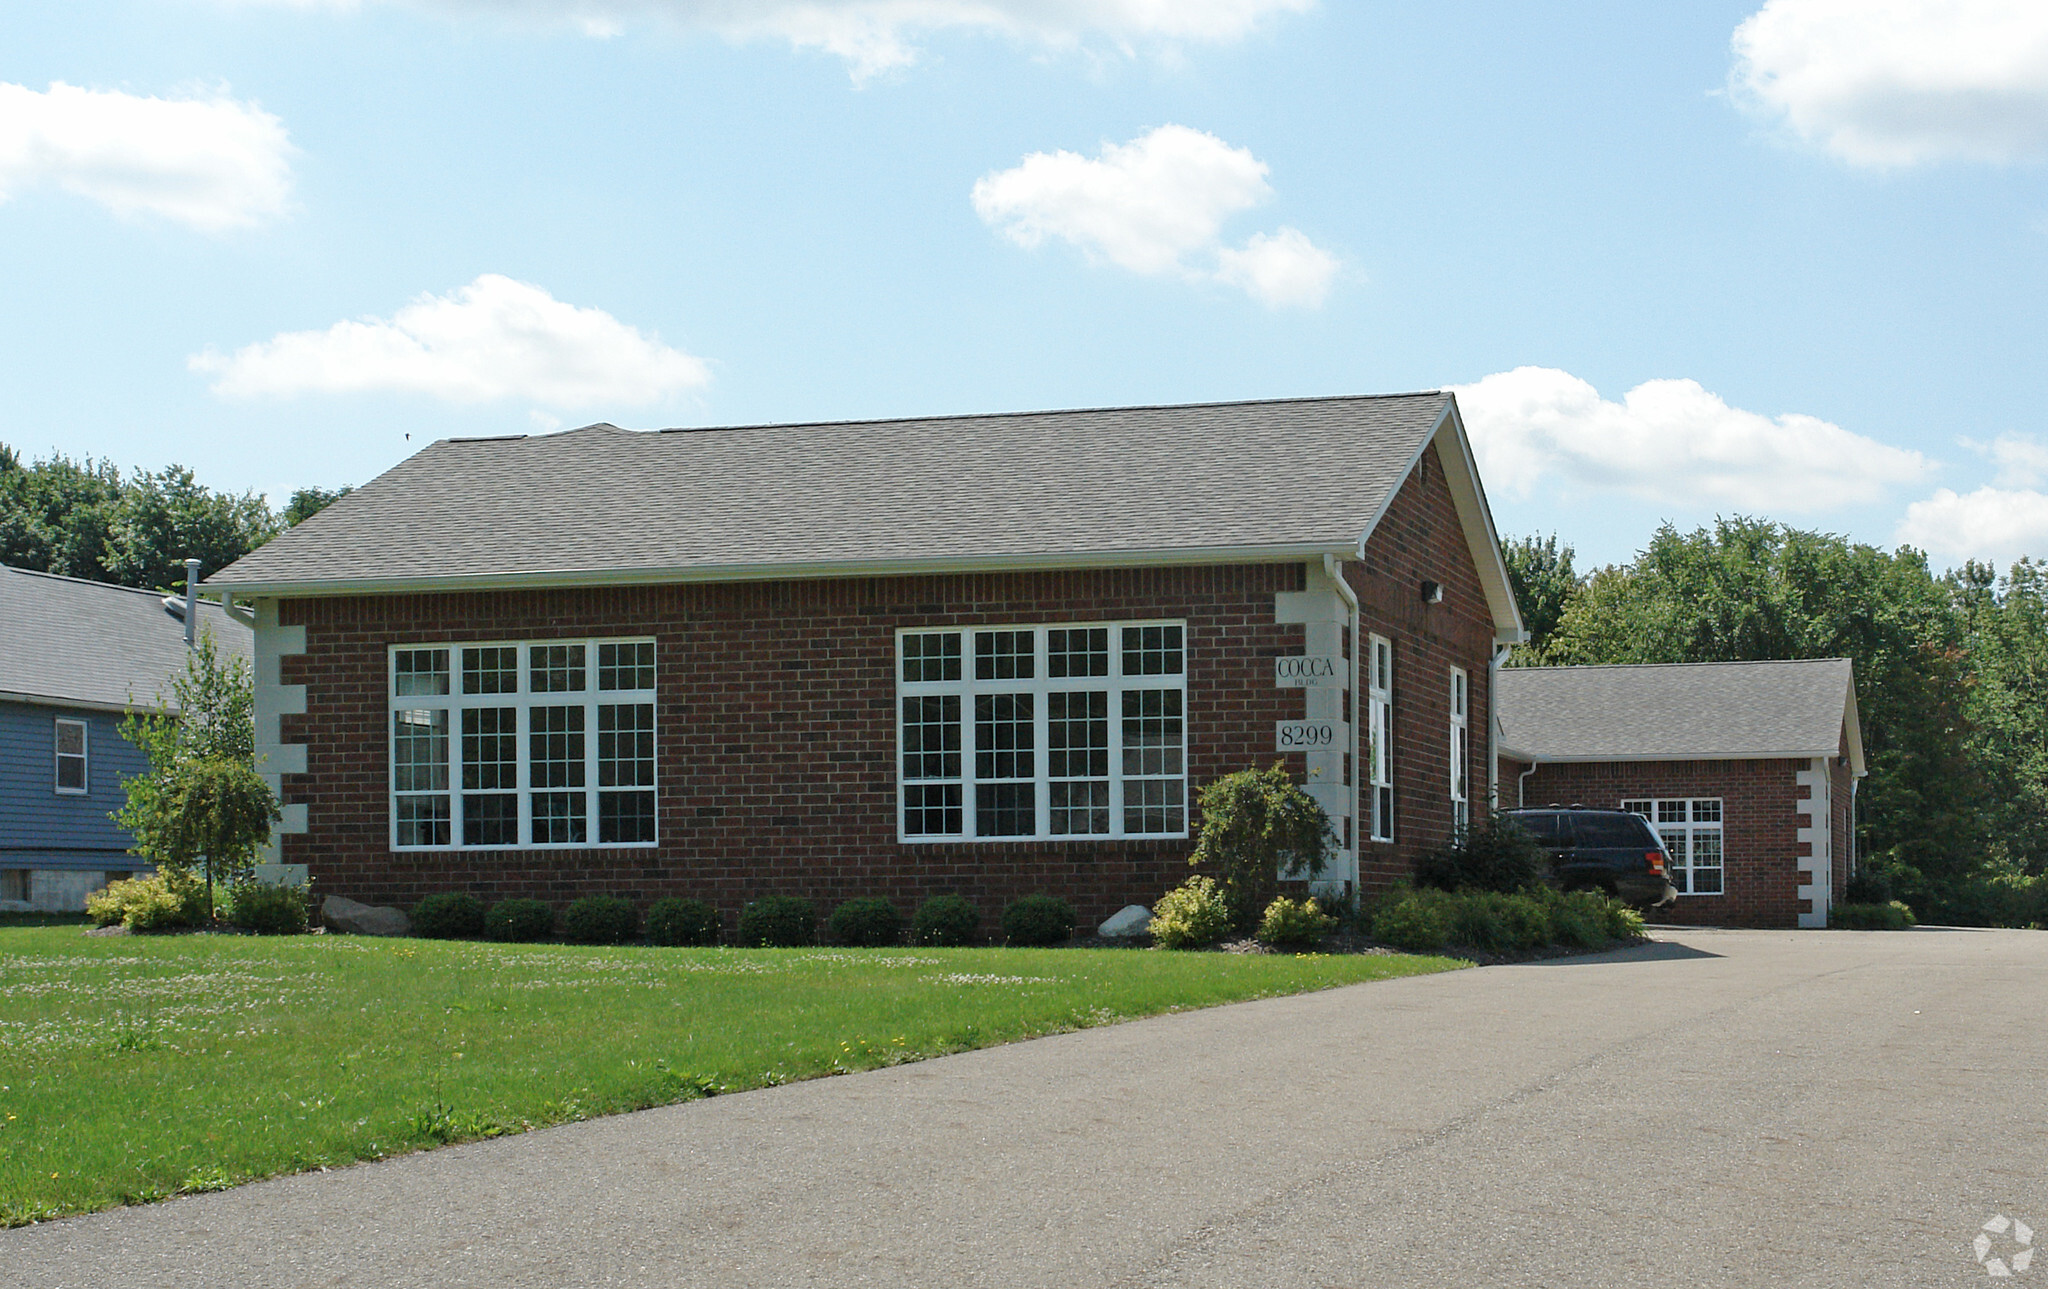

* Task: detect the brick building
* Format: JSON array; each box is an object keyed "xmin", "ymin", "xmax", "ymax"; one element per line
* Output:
[
  {"xmin": 1496, "ymin": 659, "xmax": 1864, "ymax": 928},
  {"xmin": 209, "ymin": 394, "xmax": 1526, "ymax": 927}
]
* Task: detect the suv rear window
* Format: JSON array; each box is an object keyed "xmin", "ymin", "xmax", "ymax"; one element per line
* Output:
[
  {"xmin": 1571, "ymin": 815, "xmax": 1659, "ymax": 848},
  {"xmin": 1504, "ymin": 812, "xmax": 1564, "ymax": 843}
]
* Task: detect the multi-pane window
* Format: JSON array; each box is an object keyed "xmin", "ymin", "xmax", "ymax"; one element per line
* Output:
[
  {"xmin": 898, "ymin": 622, "xmax": 1187, "ymax": 840},
  {"xmin": 1623, "ymin": 798, "xmax": 1724, "ymax": 895},
  {"xmin": 1449, "ymin": 666, "xmax": 1469, "ymax": 833},
  {"xmin": 1368, "ymin": 636, "xmax": 1393, "ymax": 842},
  {"xmin": 390, "ymin": 638, "xmax": 656, "ymax": 850},
  {"xmin": 53, "ymin": 718, "xmax": 88, "ymax": 795}
]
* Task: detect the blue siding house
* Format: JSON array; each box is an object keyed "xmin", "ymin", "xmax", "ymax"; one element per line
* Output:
[{"xmin": 1, "ymin": 565, "xmax": 252, "ymax": 911}]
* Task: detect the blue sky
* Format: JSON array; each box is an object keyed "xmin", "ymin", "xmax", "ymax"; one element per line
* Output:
[{"xmin": 4, "ymin": 0, "xmax": 2047, "ymax": 571}]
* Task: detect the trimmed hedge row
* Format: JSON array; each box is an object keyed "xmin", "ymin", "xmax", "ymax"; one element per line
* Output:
[
  {"xmin": 1370, "ymin": 886, "xmax": 1644, "ymax": 954},
  {"xmin": 401, "ymin": 892, "xmax": 1079, "ymax": 948}
]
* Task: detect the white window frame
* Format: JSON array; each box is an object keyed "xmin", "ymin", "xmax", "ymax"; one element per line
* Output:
[
  {"xmin": 387, "ymin": 637, "xmax": 658, "ymax": 851},
  {"xmin": 1623, "ymin": 798, "xmax": 1723, "ymax": 895},
  {"xmin": 895, "ymin": 620, "xmax": 1189, "ymax": 843},
  {"xmin": 54, "ymin": 717, "xmax": 88, "ymax": 795},
  {"xmin": 1368, "ymin": 635, "xmax": 1394, "ymax": 842},
  {"xmin": 1449, "ymin": 667, "xmax": 1469, "ymax": 832}
]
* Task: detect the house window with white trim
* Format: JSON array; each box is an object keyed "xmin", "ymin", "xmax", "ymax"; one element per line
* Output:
[
  {"xmin": 1623, "ymin": 798, "xmax": 1723, "ymax": 895},
  {"xmin": 897, "ymin": 622, "xmax": 1186, "ymax": 841},
  {"xmin": 1449, "ymin": 667, "xmax": 1469, "ymax": 832},
  {"xmin": 54, "ymin": 718, "xmax": 88, "ymax": 794},
  {"xmin": 389, "ymin": 638, "xmax": 656, "ymax": 850},
  {"xmin": 1368, "ymin": 635, "xmax": 1393, "ymax": 842}
]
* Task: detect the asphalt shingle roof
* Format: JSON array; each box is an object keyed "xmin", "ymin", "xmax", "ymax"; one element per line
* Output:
[
  {"xmin": 208, "ymin": 393, "xmax": 1454, "ymax": 590},
  {"xmin": 2, "ymin": 565, "xmax": 254, "ymax": 711},
  {"xmin": 1495, "ymin": 659, "xmax": 1857, "ymax": 764}
]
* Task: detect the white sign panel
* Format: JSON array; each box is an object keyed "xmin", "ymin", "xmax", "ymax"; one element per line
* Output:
[
  {"xmin": 1274, "ymin": 655, "xmax": 1345, "ymax": 688},
  {"xmin": 1276, "ymin": 720, "xmax": 1348, "ymax": 752}
]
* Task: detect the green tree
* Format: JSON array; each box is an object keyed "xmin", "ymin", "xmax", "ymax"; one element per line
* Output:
[
  {"xmin": 0, "ymin": 448, "xmax": 126, "ymax": 581},
  {"xmin": 1950, "ymin": 558, "xmax": 2048, "ymax": 875},
  {"xmin": 117, "ymin": 629, "xmax": 276, "ymax": 910},
  {"xmin": 282, "ymin": 485, "xmax": 353, "ymax": 527},
  {"xmin": 102, "ymin": 465, "xmax": 278, "ymax": 590},
  {"xmin": 1501, "ymin": 533, "xmax": 1580, "ymax": 659},
  {"xmin": 1188, "ymin": 764, "xmax": 1336, "ymax": 929}
]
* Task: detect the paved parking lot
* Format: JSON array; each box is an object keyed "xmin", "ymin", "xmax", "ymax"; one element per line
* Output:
[{"xmin": 7, "ymin": 927, "xmax": 2045, "ymax": 1288}]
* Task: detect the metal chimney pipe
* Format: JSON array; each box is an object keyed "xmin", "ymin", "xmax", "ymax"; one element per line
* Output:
[{"xmin": 184, "ymin": 559, "xmax": 201, "ymax": 647}]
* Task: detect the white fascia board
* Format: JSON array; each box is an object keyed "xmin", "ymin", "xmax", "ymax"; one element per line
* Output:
[
  {"xmin": 1351, "ymin": 395, "xmax": 1526, "ymax": 640},
  {"xmin": 1842, "ymin": 681, "xmax": 1868, "ymax": 777},
  {"xmin": 206, "ymin": 541, "xmax": 1356, "ymax": 600},
  {"xmin": 1502, "ymin": 749, "xmax": 1840, "ymax": 764},
  {"xmin": 0, "ymin": 689, "xmax": 172, "ymax": 716}
]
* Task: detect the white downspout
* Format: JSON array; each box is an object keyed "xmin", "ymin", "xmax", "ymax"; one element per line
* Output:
[
  {"xmin": 1518, "ymin": 760, "xmax": 1539, "ymax": 808},
  {"xmin": 1324, "ymin": 554, "xmax": 1362, "ymax": 890}
]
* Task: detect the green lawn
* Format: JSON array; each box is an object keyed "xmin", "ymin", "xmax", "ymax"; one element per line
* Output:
[{"xmin": 0, "ymin": 928, "xmax": 1462, "ymax": 1225}]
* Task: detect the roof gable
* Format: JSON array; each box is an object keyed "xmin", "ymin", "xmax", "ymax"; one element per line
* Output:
[
  {"xmin": 0, "ymin": 565, "xmax": 254, "ymax": 712},
  {"xmin": 1497, "ymin": 658, "xmax": 1863, "ymax": 773}
]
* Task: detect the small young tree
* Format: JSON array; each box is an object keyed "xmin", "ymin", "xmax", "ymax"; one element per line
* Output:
[
  {"xmin": 1188, "ymin": 764, "xmax": 1337, "ymax": 929},
  {"xmin": 117, "ymin": 627, "xmax": 278, "ymax": 913}
]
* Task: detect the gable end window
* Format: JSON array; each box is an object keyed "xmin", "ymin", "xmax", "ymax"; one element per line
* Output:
[
  {"xmin": 1623, "ymin": 798, "xmax": 1723, "ymax": 895},
  {"xmin": 1368, "ymin": 636, "xmax": 1393, "ymax": 842},
  {"xmin": 1449, "ymin": 667, "xmax": 1469, "ymax": 833},
  {"xmin": 897, "ymin": 622, "xmax": 1187, "ymax": 842},
  {"xmin": 54, "ymin": 718, "xmax": 88, "ymax": 795},
  {"xmin": 389, "ymin": 638, "xmax": 657, "ymax": 851}
]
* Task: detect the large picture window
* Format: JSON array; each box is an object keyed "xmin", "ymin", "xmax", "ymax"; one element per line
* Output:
[
  {"xmin": 897, "ymin": 622, "xmax": 1187, "ymax": 841},
  {"xmin": 390, "ymin": 638, "xmax": 656, "ymax": 850},
  {"xmin": 1623, "ymin": 798, "xmax": 1723, "ymax": 895}
]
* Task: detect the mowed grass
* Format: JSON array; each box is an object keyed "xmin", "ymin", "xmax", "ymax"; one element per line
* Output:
[{"xmin": 0, "ymin": 927, "xmax": 1463, "ymax": 1224}]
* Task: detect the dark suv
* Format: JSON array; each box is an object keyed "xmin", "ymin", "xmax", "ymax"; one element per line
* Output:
[{"xmin": 1500, "ymin": 807, "xmax": 1679, "ymax": 910}]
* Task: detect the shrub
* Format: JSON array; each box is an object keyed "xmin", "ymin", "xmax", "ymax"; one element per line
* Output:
[
  {"xmin": 829, "ymin": 897, "xmax": 904, "ymax": 947},
  {"xmin": 85, "ymin": 873, "xmax": 206, "ymax": 932},
  {"xmin": 1151, "ymin": 876, "xmax": 1233, "ymax": 949},
  {"xmin": 737, "ymin": 895, "xmax": 817, "ymax": 947},
  {"xmin": 1446, "ymin": 890, "xmax": 1550, "ymax": 953},
  {"xmin": 1188, "ymin": 765, "xmax": 1338, "ymax": 929},
  {"xmin": 1371, "ymin": 888, "xmax": 1453, "ymax": 953},
  {"xmin": 218, "ymin": 880, "xmax": 311, "ymax": 935},
  {"xmin": 1602, "ymin": 900, "xmax": 1647, "ymax": 941},
  {"xmin": 1538, "ymin": 888, "xmax": 1611, "ymax": 949},
  {"xmin": 1830, "ymin": 900, "xmax": 1917, "ymax": 930},
  {"xmin": 1414, "ymin": 813, "xmax": 1547, "ymax": 895},
  {"xmin": 411, "ymin": 892, "xmax": 487, "ymax": 939},
  {"xmin": 1256, "ymin": 896, "xmax": 1337, "ymax": 951},
  {"xmin": 485, "ymin": 898, "xmax": 554, "ymax": 943},
  {"xmin": 1001, "ymin": 895, "xmax": 1076, "ymax": 946},
  {"xmin": 563, "ymin": 895, "xmax": 640, "ymax": 945},
  {"xmin": 912, "ymin": 894, "xmax": 982, "ymax": 947},
  {"xmin": 646, "ymin": 898, "xmax": 722, "ymax": 947}
]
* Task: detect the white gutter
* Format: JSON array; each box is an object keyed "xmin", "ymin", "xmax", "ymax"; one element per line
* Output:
[
  {"xmin": 1324, "ymin": 553, "xmax": 1362, "ymax": 874},
  {"xmin": 207, "ymin": 541, "xmax": 1359, "ymax": 600}
]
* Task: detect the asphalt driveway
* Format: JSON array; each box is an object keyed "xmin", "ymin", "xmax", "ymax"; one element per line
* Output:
[{"xmin": 6, "ymin": 927, "xmax": 2045, "ymax": 1288}]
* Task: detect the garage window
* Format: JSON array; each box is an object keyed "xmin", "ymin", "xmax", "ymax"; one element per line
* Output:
[{"xmin": 1623, "ymin": 798, "xmax": 1723, "ymax": 894}]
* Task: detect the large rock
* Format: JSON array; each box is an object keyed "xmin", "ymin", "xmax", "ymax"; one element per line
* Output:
[
  {"xmin": 323, "ymin": 896, "xmax": 411, "ymax": 937},
  {"xmin": 1098, "ymin": 904, "xmax": 1153, "ymax": 939}
]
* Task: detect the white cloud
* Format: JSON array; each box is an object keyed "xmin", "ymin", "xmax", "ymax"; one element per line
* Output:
[
  {"xmin": 190, "ymin": 274, "xmax": 711, "ymax": 407},
  {"xmin": 0, "ymin": 81, "xmax": 293, "ymax": 231},
  {"xmin": 971, "ymin": 125, "xmax": 1339, "ymax": 308},
  {"xmin": 1452, "ymin": 366, "xmax": 1932, "ymax": 512},
  {"xmin": 241, "ymin": 0, "xmax": 1313, "ymax": 80},
  {"xmin": 1896, "ymin": 486, "xmax": 2048, "ymax": 567},
  {"xmin": 1731, "ymin": 0, "xmax": 2048, "ymax": 167},
  {"xmin": 1962, "ymin": 431, "xmax": 2048, "ymax": 487}
]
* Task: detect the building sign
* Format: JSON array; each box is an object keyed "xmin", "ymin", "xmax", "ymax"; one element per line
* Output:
[
  {"xmin": 1277, "ymin": 720, "xmax": 1348, "ymax": 751},
  {"xmin": 1274, "ymin": 655, "xmax": 1345, "ymax": 688}
]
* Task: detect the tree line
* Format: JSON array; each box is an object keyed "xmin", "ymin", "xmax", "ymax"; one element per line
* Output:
[
  {"xmin": 0, "ymin": 442, "xmax": 350, "ymax": 591},
  {"xmin": 1503, "ymin": 519, "xmax": 2048, "ymax": 926}
]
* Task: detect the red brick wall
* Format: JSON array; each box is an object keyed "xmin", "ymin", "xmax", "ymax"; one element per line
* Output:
[
  {"xmin": 1348, "ymin": 444, "xmax": 1501, "ymax": 890},
  {"xmin": 1504, "ymin": 758, "xmax": 1806, "ymax": 928},
  {"xmin": 275, "ymin": 445, "xmax": 1499, "ymax": 933}
]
